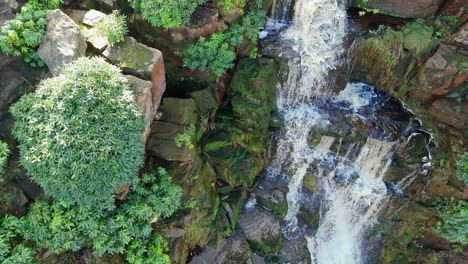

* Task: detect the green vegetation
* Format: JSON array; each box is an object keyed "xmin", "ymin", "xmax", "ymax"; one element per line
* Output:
[
  {"xmin": 10, "ymin": 57, "xmax": 146, "ymax": 212},
  {"xmin": 0, "ymin": 0, "xmax": 61, "ymax": 67},
  {"xmin": 180, "ymin": 0, "xmax": 266, "ymax": 76},
  {"xmin": 175, "ymin": 125, "xmax": 196, "ymax": 150},
  {"xmin": 433, "ymin": 199, "xmax": 468, "ymax": 246},
  {"xmin": 456, "ymin": 152, "xmax": 468, "ymax": 185},
  {"xmin": 96, "ymin": 10, "xmax": 128, "ymax": 46},
  {"xmin": 219, "ymin": 0, "xmax": 247, "ymax": 14},
  {"xmin": 0, "ymin": 141, "xmax": 9, "ymax": 179},
  {"xmin": 0, "ymin": 168, "xmax": 181, "ymax": 263},
  {"xmin": 128, "ymin": 0, "xmax": 204, "ymax": 29}
]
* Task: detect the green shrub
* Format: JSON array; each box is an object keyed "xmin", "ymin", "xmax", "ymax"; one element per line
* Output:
[
  {"xmin": 1, "ymin": 168, "xmax": 181, "ymax": 263},
  {"xmin": 180, "ymin": 0, "xmax": 266, "ymax": 76},
  {"xmin": 174, "ymin": 125, "xmax": 197, "ymax": 150},
  {"xmin": 456, "ymin": 152, "xmax": 468, "ymax": 185},
  {"xmin": 0, "ymin": 0, "xmax": 61, "ymax": 67},
  {"xmin": 10, "ymin": 57, "xmax": 145, "ymax": 211},
  {"xmin": 433, "ymin": 199, "xmax": 468, "ymax": 245},
  {"xmin": 129, "ymin": 0, "xmax": 204, "ymax": 29},
  {"xmin": 96, "ymin": 10, "xmax": 128, "ymax": 46},
  {"xmin": 180, "ymin": 33, "xmax": 237, "ymax": 76},
  {"xmin": 219, "ymin": 0, "xmax": 247, "ymax": 14},
  {"xmin": 0, "ymin": 141, "xmax": 10, "ymax": 179}
]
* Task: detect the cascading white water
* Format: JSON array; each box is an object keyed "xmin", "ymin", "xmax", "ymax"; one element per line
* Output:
[
  {"xmin": 269, "ymin": 1, "xmax": 410, "ymax": 263},
  {"xmin": 272, "ymin": 0, "xmax": 347, "ymax": 229}
]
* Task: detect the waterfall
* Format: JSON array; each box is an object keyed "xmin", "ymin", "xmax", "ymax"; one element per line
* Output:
[{"xmin": 267, "ymin": 0, "xmax": 409, "ymax": 263}]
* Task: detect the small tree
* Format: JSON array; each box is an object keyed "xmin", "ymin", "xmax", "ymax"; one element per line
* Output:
[{"xmin": 11, "ymin": 57, "xmax": 146, "ymax": 211}]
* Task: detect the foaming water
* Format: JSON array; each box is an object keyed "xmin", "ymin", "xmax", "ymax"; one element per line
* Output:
[{"xmin": 266, "ymin": 1, "xmax": 429, "ymax": 263}]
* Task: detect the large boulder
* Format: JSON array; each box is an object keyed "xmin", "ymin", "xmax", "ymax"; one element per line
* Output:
[
  {"xmin": 413, "ymin": 45, "xmax": 468, "ymax": 101},
  {"xmin": 159, "ymin": 98, "xmax": 198, "ymax": 125},
  {"xmin": 37, "ymin": 9, "xmax": 86, "ymax": 76},
  {"xmin": 146, "ymin": 121, "xmax": 196, "ymax": 161},
  {"xmin": 125, "ymin": 75, "xmax": 155, "ymax": 142},
  {"xmin": 103, "ymin": 37, "xmax": 162, "ymax": 79},
  {"xmin": 102, "ymin": 36, "xmax": 166, "ymax": 111},
  {"xmin": 238, "ymin": 204, "xmax": 282, "ymax": 254},
  {"xmin": 352, "ymin": 0, "xmax": 444, "ymax": 18}
]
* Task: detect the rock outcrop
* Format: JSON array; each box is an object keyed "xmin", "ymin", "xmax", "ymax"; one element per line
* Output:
[
  {"xmin": 0, "ymin": 0, "xmax": 17, "ymax": 26},
  {"xmin": 37, "ymin": 9, "xmax": 87, "ymax": 76},
  {"xmin": 353, "ymin": 0, "xmax": 444, "ymax": 18}
]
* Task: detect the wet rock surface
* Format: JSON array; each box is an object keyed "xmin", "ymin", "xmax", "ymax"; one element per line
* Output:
[{"xmin": 352, "ymin": 0, "xmax": 444, "ymax": 18}]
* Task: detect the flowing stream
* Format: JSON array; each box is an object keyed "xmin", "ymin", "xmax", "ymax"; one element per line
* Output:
[{"xmin": 264, "ymin": 0, "xmax": 430, "ymax": 263}]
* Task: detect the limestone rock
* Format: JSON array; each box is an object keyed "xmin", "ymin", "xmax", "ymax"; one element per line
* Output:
[
  {"xmin": 429, "ymin": 98, "xmax": 467, "ymax": 130},
  {"xmin": 238, "ymin": 205, "xmax": 282, "ymax": 254},
  {"xmin": 352, "ymin": 0, "xmax": 444, "ymax": 18},
  {"xmin": 37, "ymin": 9, "xmax": 87, "ymax": 76},
  {"xmin": 82, "ymin": 9, "xmax": 106, "ymax": 26},
  {"xmin": 159, "ymin": 98, "xmax": 198, "ymax": 125},
  {"xmin": 103, "ymin": 36, "xmax": 163, "ymax": 80},
  {"xmin": 125, "ymin": 75, "xmax": 155, "ymax": 142}
]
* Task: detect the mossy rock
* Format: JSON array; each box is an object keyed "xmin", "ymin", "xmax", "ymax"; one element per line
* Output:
[
  {"xmin": 159, "ymin": 97, "xmax": 199, "ymax": 125},
  {"xmin": 303, "ymin": 173, "xmax": 317, "ymax": 193},
  {"xmin": 190, "ymin": 87, "xmax": 218, "ymax": 117},
  {"xmin": 230, "ymin": 57, "xmax": 277, "ymax": 136},
  {"xmin": 349, "ymin": 20, "xmax": 437, "ymax": 98}
]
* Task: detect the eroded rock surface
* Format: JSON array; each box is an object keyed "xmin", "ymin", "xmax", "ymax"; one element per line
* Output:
[{"xmin": 38, "ymin": 9, "xmax": 86, "ymax": 76}]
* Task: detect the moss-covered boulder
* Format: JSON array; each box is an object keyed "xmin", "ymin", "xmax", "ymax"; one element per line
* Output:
[
  {"xmin": 238, "ymin": 205, "xmax": 282, "ymax": 255},
  {"xmin": 349, "ymin": 20, "xmax": 437, "ymax": 96},
  {"xmin": 230, "ymin": 57, "xmax": 277, "ymax": 137}
]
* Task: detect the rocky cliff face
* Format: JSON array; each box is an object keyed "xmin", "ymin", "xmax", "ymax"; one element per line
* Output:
[{"xmin": 349, "ymin": 5, "xmax": 467, "ymax": 263}]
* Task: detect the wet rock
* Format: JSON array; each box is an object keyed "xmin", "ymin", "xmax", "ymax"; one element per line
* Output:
[
  {"xmin": 146, "ymin": 121, "xmax": 196, "ymax": 161},
  {"xmin": 352, "ymin": 0, "xmax": 444, "ymax": 18},
  {"xmin": 252, "ymin": 174, "xmax": 288, "ymax": 218},
  {"xmin": 238, "ymin": 205, "xmax": 282, "ymax": 254},
  {"xmin": 125, "ymin": 75, "xmax": 155, "ymax": 142},
  {"xmin": 0, "ymin": 0, "xmax": 17, "ymax": 26},
  {"xmin": 429, "ymin": 98, "xmax": 467, "ymax": 130},
  {"xmin": 413, "ymin": 45, "xmax": 468, "ymax": 101},
  {"xmin": 38, "ymin": 9, "xmax": 87, "ymax": 76},
  {"xmin": 103, "ymin": 36, "xmax": 163, "ymax": 80},
  {"xmin": 91, "ymin": 0, "xmax": 115, "ymax": 11},
  {"xmin": 159, "ymin": 98, "xmax": 198, "ymax": 125},
  {"xmin": 212, "ymin": 233, "xmax": 253, "ymax": 264}
]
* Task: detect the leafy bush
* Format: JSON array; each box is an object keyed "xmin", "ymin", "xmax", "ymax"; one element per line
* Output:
[
  {"xmin": 180, "ymin": 33, "xmax": 237, "ymax": 76},
  {"xmin": 129, "ymin": 0, "xmax": 204, "ymax": 29},
  {"xmin": 0, "ymin": 0, "xmax": 61, "ymax": 67},
  {"xmin": 180, "ymin": 0, "xmax": 266, "ymax": 76},
  {"xmin": 219, "ymin": 0, "xmax": 247, "ymax": 14},
  {"xmin": 456, "ymin": 152, "xmax": 468, "ymax": 185},
  {"xmin": 10, "ymin": 57, "xmax": 145, "ymax": 211},
  {"xmin": 174, "ymin": 125, "xmax": 197, "ymax": 150},
  {"xmin": 433, "ymin": 199, "xmax": 468, "ymax": 245},
  {"xmin": 96, "ymin": 10, "xmax": 128, "ymax": 46},
  {"xmin": 1, "ymin": 168, "xmax": 181, "ymax": 263},
  {"xmin": 0, "ymin": 141, "xmax": 10, "ymax": 179}
]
